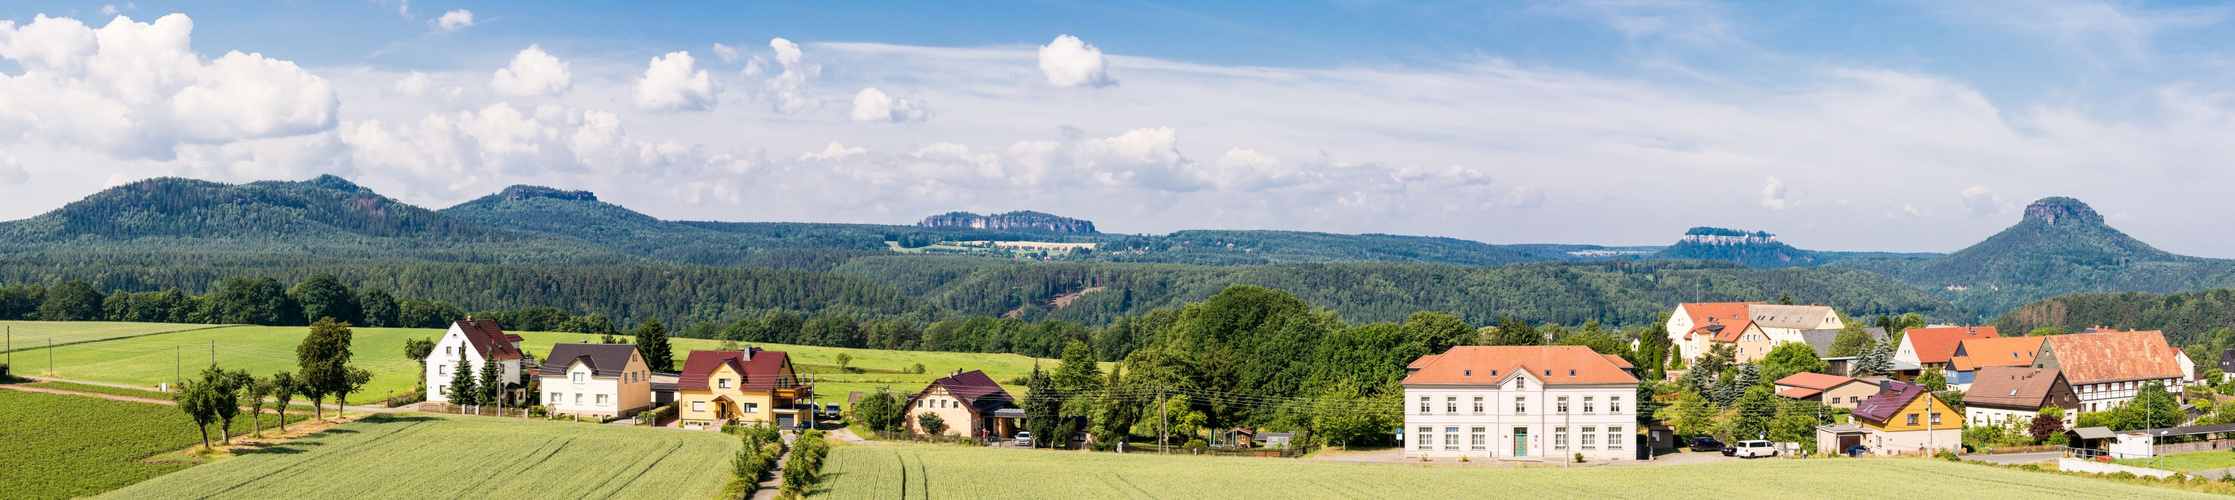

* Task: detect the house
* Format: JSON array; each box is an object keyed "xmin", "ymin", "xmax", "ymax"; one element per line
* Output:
[
  {"xmin": 1664, "ymin": 302, "xmax": 1842, "ymax": 363},
  {"xmin": 1946, "ymin": 336, "xmax": 2043, "ymax": 390},
  {"xmin": 1772, "ymin": 372, "xmax": 1881, "ymax": 410},
  {"xmin": 1217, "ymin": 428, "xmax": 1256, "ymax": 448},
  {"xmin": 1841, "ymin": 380, "xmax": 1961, "ymax": 456},
  {"xmin": 675, "ymin": 348, "xmax": 813, "ymax": 429},
  {"xmin": 1961, "ymin": 366, "xmax": 2078, "ymax": 428},
  {"xmin": 2218, "ymin": 349, "xmax": 2235, "ymax": 380},
  {"xmin": 2172, "ymin": 347, "xmax": 2198, "ymax": 385},
  {"xmin": 1893, "ymin": 326, "xmax": 1998, "ymax": 377},
  {"xmin": 1259, "ymin": 432, "xmax": 1296, "ymax": 449},
  {"xmin": 426, "ymin": 318, "xmax": 530, "ymax": 404},
  {"xmin": 538, "ymin": 343, "xmax": 654, "ymax": 420},
  {"xmin": 2032, "ymin": 330, "xmax": 2185, "ymax": 413},
  {"xmin": 1401, "ymin": 345, "xmax": 1639, "ymax": 462},
  {"xmin": 1664, "ymin": 302, "xmax": 1759, "ymax": 362},
  {"xmin": 1746, "ymin": 304, "xmax": 1844, "ymax": 344},
  {"xmin": 903, "ymin": 370, "xmax": 1023, "ymax": 439}
]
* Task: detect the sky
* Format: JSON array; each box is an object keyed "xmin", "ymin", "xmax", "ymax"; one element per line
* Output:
[{"xmin": 4, "ymin": 1, "xmax": 2235, "ymax": 255}]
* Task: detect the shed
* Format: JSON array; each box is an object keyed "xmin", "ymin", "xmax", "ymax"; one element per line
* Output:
[{"xmin": 2068, "ymin": 426, "xmax": 2116, "ymax": 450}]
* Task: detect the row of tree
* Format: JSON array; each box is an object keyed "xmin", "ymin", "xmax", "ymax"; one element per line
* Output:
[{"xmin": 172, "ymin": 318, "xmax": 372, "ymax": 449}]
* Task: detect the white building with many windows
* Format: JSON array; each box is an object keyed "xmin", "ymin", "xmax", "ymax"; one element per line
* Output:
[
  {"xmin": 1401, "ymin": 345, "xmax": 1641, "ymax": 462},
  {"xmin": 426, "ymin": 318, "xmax": 528, "ymax": 404}
]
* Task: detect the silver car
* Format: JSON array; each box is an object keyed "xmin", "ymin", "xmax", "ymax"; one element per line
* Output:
[{"xmin": 1013, "ymin": 431, "xmax": 1033, "ymax": 447}]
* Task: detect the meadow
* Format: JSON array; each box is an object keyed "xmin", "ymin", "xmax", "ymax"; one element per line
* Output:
[
  {"xmin": 812, "ymin": 445, "xmax": 2224, "ymax": 499},
  {"xmin": 0, "ymin": 390, "xmax": 302, "ymax": 500},
  {"xmin": 0, "ymin": 321, "xmax": 223, "ymax": 355},
  {"xmin": 100, "ymin": 413, "xmax": 738, "ymax": 499}
]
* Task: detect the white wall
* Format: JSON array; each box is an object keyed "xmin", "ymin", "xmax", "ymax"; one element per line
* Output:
[
  {"xmin": 1402, "ymin": 379, "xmax": 1636, "ymax": 462},
  {"xmin": 425, "ymin": 325, "xmax": 521, "ymax": 403}
]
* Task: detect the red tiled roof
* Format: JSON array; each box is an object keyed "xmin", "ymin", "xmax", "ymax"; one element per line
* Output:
[
  {"xmin": 1407, "ymin": 354, "xmax": 1442, "ymax": 370},
  {"xmin": 1774, "ymin": 372, "xmax": 1857, "ymax": 391},
  {"xmin": 1710, "ymin": 320, "xmax": 1757, "ymax": 343},
  {"xmin": 1679, "ymin": 302, "xmax": 1759, "ymax": 340},
  {"xmin": 920, "ymin": 370, "xmax": 1015, "ymax": 414},
  {"xmin": 1963, "ymin": 366, "xmax": 2068, "ymax": 409},
  {"xmin": 677, "ymin": 349, "xmax": 798, "ymax": 391},
  {"xmin": 2041, "ymin": 330, "xmax": 2184, "ymax": 385},
  {"xmin": 1776, "ymin": 387, "xmax": 1823, "ymax": 399},
  {"xmin": 1953, "ymin": 336, "xmax": 2042, "ymax": 372},
  {"xmin": 1403, "ymin": 346, "xmax": 1638, "ymax": 386},
  {"xmin": 454, "ymin": 319, "xmax": 523, "ymax": 361},
  {"xmin": 1904, "ymin": 326, "xmax": 1999, "ymax": 364},
  {"xmin": 1853, "ymin": 381, "xmax": 1928, "ymax": 423},
  {"xmin": 1601, "ymin": 354, "xmax": 1634, "ymax": 368}
]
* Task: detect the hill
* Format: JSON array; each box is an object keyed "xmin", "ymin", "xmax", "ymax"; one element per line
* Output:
[
  {"xmin": 1843, "ymin": 197, "xmax": 2235, "ymax": 315},
  {"xmin": 440, "ymin": 185, "xmax": 891, "ymax": 269},
  {"xmin": 1993, "ymin": 288, "xmax": 2235, "ymax": 347},
  {"xmin": 1097, "ymin": 230, "xmax": 1540, "ymax": 266},
  {"xmin": 918, "ymin": 210, "xmax": 1097, "ymax": 234},
  {"xmin": 0, "ymin": 176, "xmax": 634, "ymax": 265},
  {"xmin": 1649, "ymin": 227, "xmax": 1938, "ymax": 269}
]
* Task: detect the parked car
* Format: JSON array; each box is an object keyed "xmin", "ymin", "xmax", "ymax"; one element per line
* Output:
[
  {"xmin": 1720, "ymin": 445, "xmax": 1737, "ymax": 457},
  {"xmin": 1013, "ymin": 431, "xmax": 1033, "ymax": 447},
  {"xmin": 1844, "ymin": 445, "xmax": 1869, "ymax": 457},
  {"xmin": 823, "ymin": 403, "xmax": 841, "ymax": 417},
  {"xmin": 1687, "ymin": 437, "xmax": 1724, "ymax": 452},
  {"xmin": 1732, "ymin": 440, "xmax": 1778, "ymax": 458}
]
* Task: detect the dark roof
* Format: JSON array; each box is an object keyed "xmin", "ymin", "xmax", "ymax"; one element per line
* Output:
[
  {"xmin": 1798, "ymin": 327, "xmax": 1886, "ymax": 357},
  {"xmin": 1962, "ymin": 366, "xmax": 2067, "ymax": 409},
  {"xmin": 2218, "ymin": 349, "xmax": 2235, "ymax": 373},
  {"xmin": 921, "ymin": 370, "xmax": 1015, "ymax": 414},
  {"xmin": 538, "ymin": 343, "xmax": 641, "ymax": 378},
  {"xmin": 1852, "ymin": 380, "xmax": 1927, "ymax": 423},
  {"xmin": 677, "ymin": 348, "xmax": 797, "ymax": 391},
  {"xmin": 454, "ymin": 319, "xmax": 524, "ymax": 361}
]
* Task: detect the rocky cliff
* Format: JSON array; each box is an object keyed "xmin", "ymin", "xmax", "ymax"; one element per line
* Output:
[{"xmin": 917, "ymin": 211, "xmax": 1097, "ymax": 234}]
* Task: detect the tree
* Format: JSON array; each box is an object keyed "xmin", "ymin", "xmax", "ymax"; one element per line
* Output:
[
  {"xmin": 448, "ymin": 358, "xmax": 480, "ymax": 406},
  {"xmin": 173, "ymin": 377, "xmax": 220, "ymax": 450},
  {"xmin": 478, "ymin": 356, "xmax": 502, "ymax": 407},
  {"xmin": 1402, "ymin": 311, "xmax": 1473, "ymax": 353},
  {"xmin": 1759, "ymin": 342, "xmax": 1827, "ymax": 383},
  {"xmin": 1828, "ymin": 322, "xmax": 1875, "ymax": 358},
  {"xmin": 2126, "ymin": 382, "xmax": 2182, "ymax": 431},
  {"xmin": 1916, "ymin": 369, "xmax": 1948, "ymax": 392},
  {"xmin": 1778, "ymin": 292, "xmax": 1795, "ymax": 305},
  {"xmin": 834, "ymin": 353, "xmax": 853, "ymax": 372},
  {"xmin": 851, "ymin": 390, "xmax": 904, "ymax": 432},
  {"xmin": 1729, "ymin": 386, "xmax": 1779, "ymax": 440},
  {"xmin": 37, "ymin": 280, "xmax": 105, "ymax": 321},
  {"xmin": 296, "ymin": 318, "xmax": 355, "ymax": 419},
  {"xmin": 2029, "ymin": 406, "xmax": 2065, "ymax": 443},
  {"xmin": 1053, "ymin": 341, "xmax": 1104, "ymax": 389},
  {"xmin": 1484, "ymin": 316, "xmax": 1543, "ymax": 346},
  {"xmin": 1851, "ymin": 340, "xmax": 1895, "ymax": 377},
  {"xmin": 1658, "ymin": 391, "xmax": 1717, "ymax": 437},
  {"xmin": 917, "ymin": 412, "xmax": 948, "ymax": 436},
  {"xmin": 1020, "ymin": 367, "xmax": 1062, "ymax": 448},
  {"xmin": 336, "ymin": 366, "xmax": 373, "ymax": 417},
  {"xmin": 358, "ymin": 289, "xmax": 399, "ymax": 328},
  {"xmin": 2027, "ymin": 326, "xmax": 2066, "ymax": 337},
  {"xmin": 403, "ymin": 337, "xmax": 436, "ymax": 384},
  {"xmin": 1087, "ymin": 367, "xmax": 1137, "ymax": 449},
  {"xmin": 1308, "ymin": 379, "xmax": 1387, "ymax": 448},
  {"xmin": 244, "ymin": 374, "xmax": 275, "ymax": 438},
  {"xmin": 212, "ymin": 276, "xmax": 301, "ymax": 326},
  {"xmin": 288, "ymin": 274, "xmax": 360, "ymax": 326},
  {"xmin": 633, "ymin": 319, "xmax": 674, "ymax": 372},
  {"xmin": 269, "ymin": 371, "xmax": 298, "ymax": 432}
]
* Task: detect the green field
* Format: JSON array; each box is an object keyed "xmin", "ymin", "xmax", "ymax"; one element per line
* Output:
[
  {"xmin": 813, "ymin": 445, "xmax": 2221, "ymax": 499},
  {"xmin": 0, "ymin": 390, "xmax": 302, "ymax": 500},
  {"xmin": 0, "ymin": 321, "xmax": 224, "ymax": 354},
  {"xmin": 101, "ymin": 413, "xmax": 738, "ymax": 499},
  {"xmin": 17, "ymin": 321, "xmax": 1062, "ymax": 408}
]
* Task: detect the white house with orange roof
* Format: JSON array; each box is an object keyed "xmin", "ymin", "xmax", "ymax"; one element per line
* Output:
[
  {"xmin": 1402, "ymin": 345, "xmax": 1640, "ymax": 462},
  {"xmin": 1665, "ymin": 302, "xmax": 1843, "ymax": 363}
]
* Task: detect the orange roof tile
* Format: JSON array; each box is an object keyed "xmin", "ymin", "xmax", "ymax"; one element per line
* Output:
[
  {"xmin": 1601, "ymin": 354, "xmax": 1634, "ymax": 368},
  {"xmin": 1953, "ymin": 336, "xmax": 2043, "ymax": 371},
  {"xmin": 1904, "ymin": 326, "xmax": 1999, "ymax": 364},
  {"xmin": 1678, "ymin": 302, "xmax": 1759, "ymax": 340},
  {"xmin": 1774, "ymin": 372, "xmax": 1858, "ymax": 391},
  {"xmin": 1403, "ymin": 346, "xmax": 1639, "ymax": 386},
  {"xmin": 2041, "ymin": 330, "xmax": 2184, "ymax": 385},
  {"xmin": 1776, "ymin": 387, "xmax": 1823, "ymax": 399}
]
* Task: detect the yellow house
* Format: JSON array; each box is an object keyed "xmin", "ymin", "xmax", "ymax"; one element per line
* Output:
[
  {"xmin": 1846, "ymin": 380, "xmax": 1960, "ymax": 455},
  {"xmin": 676, "ymin": 348, "xmax": 813, "ymax": 429}
]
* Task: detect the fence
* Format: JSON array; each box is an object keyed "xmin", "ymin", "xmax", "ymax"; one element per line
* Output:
[
  {"xmin": 861, "ymin": 429, "xmax": 991, "ymax": 446},
  {"xmin": 1172, "ymin": 444, "xmax": 1319, "ymax": 458},
  {"xmin": 2069, "ymin": 447, "xmax": 2210, "ymax": 473},
  {"xmin": 420, "ymin": 402, "xmax": 532, "ymax": 418}
]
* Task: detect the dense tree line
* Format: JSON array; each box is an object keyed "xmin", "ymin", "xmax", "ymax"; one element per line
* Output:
[{"xmin": 1994, "ymin": 288, "xmax": 2235, "ymax": 347}]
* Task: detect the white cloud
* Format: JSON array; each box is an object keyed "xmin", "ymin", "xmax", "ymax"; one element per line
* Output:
[
  {"xmin": 632, "ymin": 51, "xmax": 718, "ymax": 112},
  {"xmin": 1539, "ymin": 0, "xmax": 1739, "ymax": 46},
  {"xmin": 391, "ymin": 71, "xmax": 433, "ymax": 96},
  {"xmin": 1038, "ymin": 35, "xmax": 1115, "ymax": 88},
  {"xmin": 848, "ymin": 87, "xmax": 926, "ymax": 123},
  {"xmin": 100, "ymin": 5, "xmax": 119, "ymax": 16},
  {"xmin": 0, "ymin": 154, "xmax": 27, "ymax": 183},
  {"xmin": 1961, "ymin": 185, "xmax": 2008, "ymax": 217},
  {"xmin": 0, "ymin": 14, "xmax": 337, "ymax": 160},
  {"xmin": 761, "ymin": 38, "xmax": 820, "ymax": 113},
  {"xmin": 1503, "ymin": 186, "xmax": 1546, "ymax": 209},
  {"xmin": 1759, "ymin": 177, "xmax": 1789, "ymax": 210},
  {"xmin": 433, "ymin": 9, "xmax": 473, "ymax": 31},
  {"xmin": 711, "ymin": 43, "xmax": 740, "ymax": 64},
  {"xmin": 742, "ymin": 55, "xmax": 767, "ymax": 77},
  {"xmin": 396, "ymin": 0, "xmax": 411, "ymax": 20},
  {"xmin": 490, "ymin": 44, "xmax": 571, "ymax": 97},
  {"xmin": 799, "ymin": 142, "xmax": 866, "ymax": 161}
]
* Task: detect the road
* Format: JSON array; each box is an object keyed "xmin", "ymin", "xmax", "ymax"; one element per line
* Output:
[{"xmin": 1970, "ymin": 452, "xmax": 2060, "ymax": 465}]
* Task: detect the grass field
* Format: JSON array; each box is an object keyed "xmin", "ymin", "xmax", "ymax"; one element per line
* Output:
[
  {"xmin": 812, "ymin": 445, "xmax": 2223, "ymax": 499},
  {"xmin": 0, "ymin": 321, "xmax": 224, "ymax": 354},
  {"xmin": 0, "ymin": 390, "xmax": 301, "ymax": 500},
  {"xmin": 2125, "ymin": 450, "xmax": 2235, "ymax": 471},
  {"xmin": 101, "ymin": 413, "xmax": 738, "ymax": 499}
]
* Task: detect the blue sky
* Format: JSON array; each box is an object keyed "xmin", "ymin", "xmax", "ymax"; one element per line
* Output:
[{"xmin": 4, "ymin": 1, "xmax": 2235, "ymax": 255}]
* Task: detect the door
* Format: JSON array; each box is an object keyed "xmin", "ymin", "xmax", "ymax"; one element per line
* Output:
[
  {"xmin": 1838, "ymin": 434, "xmax": 1861, "ymax": 453},
  {"xmin": 1512, "ymin": 427, "xmax": 1529, "ymax": 457},
  {"xmin": 777, "ymin": 414, "xmax": 796, "ymax": 430}
]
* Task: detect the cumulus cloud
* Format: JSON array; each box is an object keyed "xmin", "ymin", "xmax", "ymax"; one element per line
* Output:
[
  {"xmin": 1038, "ymin": 35, "xmax": 1115, "ymax": 88},
  {"xmin": 341, "ymin": 102, "xmax": 717, "ymax": 190},
  {"xmin": 433, "ymin": 9, "xmax": 473, "ymax": 31},
  {"xmin": 711, "ymin": 43, "xmax": 740, "ymax": 64},
  {"xmin": 490, "ymin": 45, "xmax": 571, "ymax": 97},
  {"xmin": 0, "ymin": 154, "xmax": 27, "ymax": 183},
  {"xmin": 0, "ymin": 14, "xmax": 338, "ymax": 160},
  {"xmin": 632, "ymin": 51, "xmax": 718, "ymax": 112},
  {"xmin": 848, "ymin": 87, "xmax": 926, "ymax": 123},
  {"xmin": 391, "ymin": 71, "xmax": 433, "ymax": 96},
  {"xmin": 1961, "ymin": 185, "xmax": 2008, "ymax": 216},
  {"xmin": 1760, "ymin": 177, "xmax": 1790, "ymax": 210},
  {"xmin": 761, "ymin": 38, "xmax": 820, "ymax": 113}
]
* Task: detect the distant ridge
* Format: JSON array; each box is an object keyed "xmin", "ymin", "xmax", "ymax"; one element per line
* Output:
[{"xmin": 918, "ymin": 211, "xmax": 1097, "ymax": 234}]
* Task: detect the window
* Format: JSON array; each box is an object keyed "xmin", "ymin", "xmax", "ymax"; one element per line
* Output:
[
  {"xmin": 572, "ymin": 372, "xmax": 584, "ymax": 383},
  {"xmin": 1446, "ymin": 396, "xmax": 1458, "ymax": 414},
  {"xmin": 1609, "ymin": 396, "xmax": 1621, "ymax": 414},
  {"xmin": 744, "ymin": 403, "xmax": 760, "ymax": 413},
  {"xmin": 438, "ymin": 364, "xmax": 448, "ymax": 375},
  {"xmin": 596, "ymin": 394, "xmax": 609, "ymax": 406},
  {"xmin": 691, "ymin": 401, "xmax": 705, "ymax": 412},
  {"xmin": 1930, "ymin": 413, "xmax": 1941, "ymax": 425},
  {"xmin": 549, "ymin": 392, "xmax": 560, "ymax": 403},
  {"xmin": 1515, "ymin": 397, "xmax": 1527, "ymax": 415},
  {"xmin": 1516, "ymin": 379, "xmax": 1527, "ymax": 390},
  {"xmin": 1444, "ymin": 427, "xmax": 1459, "ymax": 451},
  {"xmin": 574, "ymin": 393, "xmax": 583, "ymax": 405},
  {"xmin": 1555, "ymin": 427, "xmax": 1568, "ymax": 449},
  {"xmin": 1420, "ymin": 396, "xmax": 1431, "ymax": 414},
  {"xmin": 1417, "ymin": 427, "xmax": 1432, "ymax": 451},
  {"xmin": 1906, "ymin": 414, "xmax": 1918, "ymax": 426},
  {"xmin": 1473, "ymin": 396, "xmax": 1485, "ymax": 414},
  {"xmin": 1581, "ymin": 427, "xmax": 1596, "ymax": 449},
  {"xmin": 1583, "ymin": 396, "xmax": 1595, "ymax": 414},
  {"xmin": 445, "ymin": 346, "xmax": 452, "ymax": 355},
  {"xmin": 1470, "ymin": 427, "xmax": 1487, "ymax": 451},
  {"xmin": 718, "ymin": 378, "xmax": 731, "ymax": 389},
  {"xmin": 1608, "ymin": 426, "xmax": 1623, "ymax": 450},
  {"xmin": 1557, "ymin": 396, "xmax": 1569, "ymax": 414}
]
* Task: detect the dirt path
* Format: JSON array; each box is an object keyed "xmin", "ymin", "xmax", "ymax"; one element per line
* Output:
[
  {"xmin": 19, "ymin": 375, "xmax": 406, "ymax": 413},
  {"xmin": 1, "ymin": 382, "xmax": 178, "ymax": 405}
]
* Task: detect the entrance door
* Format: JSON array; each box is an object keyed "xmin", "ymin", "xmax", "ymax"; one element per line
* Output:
[
  {"xmin": 1513, "ymin": 427, "xmax": 1529, "ymax": 457},
  {"xmin": 1838, "ymin": 434, "xmax": 1861, "ymax": 453}
]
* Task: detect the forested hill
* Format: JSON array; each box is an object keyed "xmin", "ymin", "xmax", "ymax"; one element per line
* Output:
[
  {"xmin": 1993, "ymin": 288, "xmax": 2235, "ymax": 348},
  {"xmin": 1842, "ymin": 197, "xmax": 2235, "ymax": 315},
  {"xmin": 0, "ymin": 176, "xmax": 635, "ymax": 265},
  {"xmin": 1096, "ymin": 230, "xmax": 1540, "ymax": 266},
  {"xmin": 440, "ymin": 185, "xmax": 890, "ymax": 269}
]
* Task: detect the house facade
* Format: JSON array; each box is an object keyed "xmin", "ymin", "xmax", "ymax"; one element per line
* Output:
[
  {"xmin": 538, "ymin": 343, "xmax": 653, "ymax": 419},
  {"xmin": 1772, "ymin": 372, "xmax": 1881, "ymax": 410},
  {"xmin": 676, "ymin": 348, "xmax": 813, "ymax": 429},
  {"xmin": 1894, "ymin": 326, "xmax": 1998, "ymax": 376},
  {"xmin": 1848, "ymin": 381, "xmax": 1962, "ymax": 456},
  {"xmin": 904, "ymin": 370, "xmax": 1022, "ymax": 439},
  {"xmin": 1401, "ymin": 346, "xmax": 1640, "ymax": 462},
  {"xmin": 1665, "ymin": 302, "xmax": 1759, "ymax": 362},
  {"xmin": 426, "ymin": 318, "xmax": 529, "ymax": 404},
  {"xmin": 1746, "ymin": 304, "xmax": 1843, "ymax": 344},
  {"xmin": 1946, "ymin": 336, "xmax": 2042, "ymax": 391},
  {"xmin": 1962, "ymin": 366, "xmax": 2078, "ymax": 427},
  {"xmin": 2033, "ymin": 330, "xmax": 2185, "ymax": 412},
  {"xmin": 1665, "ymin": 302, "xmax": 1841, "ymax": 363}
]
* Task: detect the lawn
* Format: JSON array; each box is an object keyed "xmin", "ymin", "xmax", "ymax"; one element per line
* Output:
[
  {"xmin": 0, "ymin": 321, "xmax": 224, "ymax": 355},
  {"xmin": 2127, "ymin": 449, "xmax": 2235, "ymax": 471},
  {"xmin": 100, "ymin": 413, "xmax": 739, "ymax": 499},
  {"xmin": 0, "ymin": 390, "xmax": 302, "ymax": 500},
  {"xmin": 812, "ymin": 445, "xmax": 2225, "ymax": 499}
]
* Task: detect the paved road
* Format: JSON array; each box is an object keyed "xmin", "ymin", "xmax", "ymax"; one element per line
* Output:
[{"xmin": 1970, "ymin": 452, "xmax": 2061, "ymax": 465}]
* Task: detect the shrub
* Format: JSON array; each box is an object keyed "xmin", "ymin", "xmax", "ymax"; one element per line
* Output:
[
  {"xmin": 1574, "ymin": 452, "xmax": 1586, "ymax": 463},
  {"xmin": 1933, "ymin": 450, "xmax": 1959, "ymax": 461},
  {"xmin": 1183, "ymin": 439, "xmax": 1208, "ymax": 449},
  {"xmin": 780, "ymin": 430, "xmax": 831, "ymax": 499},
  {"xmin": 0, "ymin": 363, "xmax": 10, "ymax": 380}
]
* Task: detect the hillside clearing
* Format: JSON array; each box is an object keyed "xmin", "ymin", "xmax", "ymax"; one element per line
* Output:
[
  {"xmin": 100, "ymin": 413, "xmax": 737, "ymax": 499},
  {"xmin": 812, "ymin": 445, "xmax": 2220, "ymax": 499}
]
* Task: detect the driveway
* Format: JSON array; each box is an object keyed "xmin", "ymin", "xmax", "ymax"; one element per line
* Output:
[{"xmin": 1970, "ymin": 452, "xmax": 2061, "ymax": 465}]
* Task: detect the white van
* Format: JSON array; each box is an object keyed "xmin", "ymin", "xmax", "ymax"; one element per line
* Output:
[{"xmin": 1733, "ymin": 440, "xmax": 1778, "ymax": 458}]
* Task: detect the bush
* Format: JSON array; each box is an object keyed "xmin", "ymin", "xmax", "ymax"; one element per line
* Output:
[
  {"xmin": 1183, "ymin": 438, "xmax": 1208, "ymax": 449},
  {"xmin": 1573, "ymin": 452, "xmax": 1585, "ymax": 463},
  {"xmin": 527, "ymin": 405, "xmax": 547, "ymax": 418},
  {"xmin": 1933, "ymin": 450, "xmax": 1959, "ymax": 461},
  {"xmin": 781, "ymin": 430, "xmax": 831, "ymax": 499},
  {"xmin": 0, "ymin": 363, "xmax": 10, "ymax": 380}
]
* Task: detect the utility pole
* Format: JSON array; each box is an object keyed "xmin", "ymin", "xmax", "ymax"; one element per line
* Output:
[
  {"xmin": 176, "ymin": 345, "xmax": 181, "ymax": 386},
  {"xmin": 6, "ymin": 325, "xmax": 11, "ymax": 368},
  {"xmin": 47, "ymin": 338, "xmax": 54, "ymax": 377},
  {"xmin": 1159, "ymin": 388, "xmax": 1168, "ymax": 454},
  {"xmin": 1925, "ymin": 389, "xmax": 1935, "ymax": 454},
  {"xmin": 209, "ymin": 340, "xmax": 216, "ymax": 366}
]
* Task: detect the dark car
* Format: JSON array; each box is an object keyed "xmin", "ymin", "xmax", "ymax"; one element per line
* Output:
[
  {"xmin": 1686, "ymin": 437, "xmax": 1724, "ymax": 452},
  {"xmin": 1844, "ymin": 445, "xmax": 1869, "ymax": 457},
  {"xmin": 1720, "ymin": 445, "xmax": 1738, "ymax": 456}
]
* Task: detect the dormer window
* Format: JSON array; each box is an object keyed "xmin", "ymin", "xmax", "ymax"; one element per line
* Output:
[{"xmin": 718, "ymin": 378, "xmax": 731, "ymax": 389}]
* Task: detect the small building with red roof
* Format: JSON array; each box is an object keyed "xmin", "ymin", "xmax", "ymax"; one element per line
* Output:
[
  {"xmin": 1771, "ymin": 372, "xmax": 1881, "ymax": 409},
  {"xmin": 1818, "ymin": 380, "xmax": 1960, "ymax": 456},
  {"xmin": 675, "ymin": 348, "xmax": 812, "ymax": 429},
  {"xmin": 904, "ymin": 370, "xmax": 1023, "ymax": 440},
  {"xmin": 1893, "ymin": 326, "xmax": 1999, "ymax": 374},
  {"xmin": 427, "ymin": 318, "xmax": 531, "ymax": 405},
  {"xmin": 1402, "ymin": 345, "xmax": 1640, "ymax": 462}
]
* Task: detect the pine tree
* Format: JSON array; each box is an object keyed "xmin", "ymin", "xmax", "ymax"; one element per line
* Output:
[
  {"xmin": 479, "ymin": 354, "xmax": 503, "ymax": 407},
  {"xmin": 633, "ymin": 319, "xmax": 674, "ymax": 372},
  {"xmin": 448, "ymin": 358, "xmax": 480, "ymax": 406}
]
